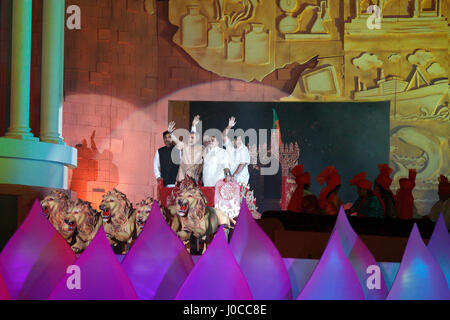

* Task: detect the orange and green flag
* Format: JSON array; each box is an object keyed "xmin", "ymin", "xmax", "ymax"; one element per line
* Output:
[{"xmin": 272, "ymin": 108, "xmax": 282, "ymax": 146}]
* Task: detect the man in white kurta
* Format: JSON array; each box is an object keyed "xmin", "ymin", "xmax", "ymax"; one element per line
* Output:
[
  {"xmin": 226, "ymin": 138, "xmax": 250, "ymax": 185},
  {"xmin": 202, "ymin": 136, "xmax": 231, "ymax": 187},
  {"xmin": 222, "ymin": 117, "xmax": 251, "ymax": 185}
]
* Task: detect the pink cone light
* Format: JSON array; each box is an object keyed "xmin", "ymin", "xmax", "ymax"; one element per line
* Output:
[
  {"xmin": 297, "ymin": 229, "xmax": 365, "ymax": 300},
  {"xmin": 427, "ymin": 213, "xmax": 450, "ymax": 289},
  {"xmin": 175, "ymin": 226, "xmax": 253, "ymax": 300},
  {"xmin": 333, "ymin": 206, "xmax": 388, "ymax": 299},
  {"xmin": 48, "ymin": 226, "xmax": 138, "ymax": 300},
  {"xmin": 387, "ymin": 224, "xmax": 450, "ymax": 300},
  {"xmin": 230, "ymin": 201, "xmax": 292, "ymax": 299},
  {"xmin": 0, "ymin": 199, "xmax": 76, "ymax": 300},
  {"xmin": 122, "ymin": 201, "xmax": 194, "ymax": 300}
]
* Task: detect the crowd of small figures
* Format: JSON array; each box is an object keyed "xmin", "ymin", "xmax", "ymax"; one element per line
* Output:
[{"xmin": 40, "ymin": 189, "xmax": 167, "ymax": 254}]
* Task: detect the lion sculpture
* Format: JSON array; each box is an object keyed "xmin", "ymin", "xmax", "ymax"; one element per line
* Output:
[
  {"xmin": 41, "ymin": 191, "xmax": 73, "ymax": 242},
  {"xmin": 68, "ymin": 198, "xmax": 102, "ymax": 253},
  {"xmin": 168, "ymin": 177, "xmax": 235, "ymax": 254},
  {"xmin": 41, "ymin": 191, "xmax": 102, "ymax": 253},
  {"xmin": 99, "ymin": 188, "xmax": 136, "ymax": 254},
  {"xmin": 135, "ymin": 197, "xmax": 168, "ymax": 237}
]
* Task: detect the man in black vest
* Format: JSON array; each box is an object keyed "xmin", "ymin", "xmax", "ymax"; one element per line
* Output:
[{"xmin": 153, "ymin": 131, "xmax": 180, "ymax": 187}]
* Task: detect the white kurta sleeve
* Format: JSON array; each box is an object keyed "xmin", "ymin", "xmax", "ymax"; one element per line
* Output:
[
  {"xmin": 153, "ymin": 150, "xmax": 161, "ymax": 179},
  {"xmin": 240, "ymin": 145, "xmax": 250, "ymax": 164}
]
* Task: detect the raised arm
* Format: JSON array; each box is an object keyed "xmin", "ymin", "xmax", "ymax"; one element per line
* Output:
[
  {"xmin": 192, "ymin": 115, "xmax": 200, "ymax": 133},
  {"xmin": 168, "ymin": 121, "xmax": 183, "ymax": 149},
  {"xmin": 222, "ymin": 116, "xmax": 236, "ymax": 145},
  {"xmin": 90, "ymin": 130, "xmax": 98, "ymax": 153}
]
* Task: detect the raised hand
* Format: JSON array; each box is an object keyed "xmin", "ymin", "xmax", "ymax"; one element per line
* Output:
[
  {"xmin": 228, "ymin": 116, "xmax": 236, "ymax": 128},
  {"xmin": 192, "ymin": 115, "xmax": 201, "ymax": 127},
  {"xmin": 168, "ymin": 121, "xmax": 176, "ymax": 133}
]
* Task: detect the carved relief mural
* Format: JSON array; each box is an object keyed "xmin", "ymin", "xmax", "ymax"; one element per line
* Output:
[
  {"xmin": 169, "ymin": 0, "xmax": 342, "ymax": 81},
  {"xmin": 168, "ymin": 0, "xmax": 449, "ymax": 214},
  {"xmin": 342, "ymin": 0, "xmax": 449, "ymax": 214}
]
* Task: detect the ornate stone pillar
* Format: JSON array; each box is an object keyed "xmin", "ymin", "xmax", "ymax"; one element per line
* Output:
[
  {"xmin": 40, "ymin": 0, "xmax": 65, "ymax": 144},
  {"xmin": 0, "ymin": 0, "xmax": 77, "ymax": 189},
  {"xmin": 5, "ymin": 0, "xmax": 37, "ymax": 140}
]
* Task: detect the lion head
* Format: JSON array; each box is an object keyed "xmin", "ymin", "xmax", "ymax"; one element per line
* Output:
[
  {"xmin": 135, "ymin": 197, "xmax": 169, "ymax": 235},
  {"xmin": 55, "ymin": 200, "xmax": 76, "ymax": 242},
  {"xmin": 41, "ymin": 190, "xmax": 69, "ymax": 219},
  {"xmin": 68, "ymin": 198, "xmax": 100, "ymax": 240},
  {"xmin": 170, "ymin": 177, "xmax": 207, "ymax": 220},
  {"xmin": 99, "ymin": 188, "xmax": 132, "ymax": 225},
  {"xmin": 135, "ymin": 197, "xmax": 154, "ymax": 234}
]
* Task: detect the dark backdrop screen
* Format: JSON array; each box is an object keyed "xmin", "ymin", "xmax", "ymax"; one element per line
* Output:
[{"xmin": 188, "ymin": 101, "xmax": 390, "ymax": 212}]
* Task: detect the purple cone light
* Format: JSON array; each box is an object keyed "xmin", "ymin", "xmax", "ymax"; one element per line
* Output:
[
  {"xmin": 333, "ymin": 206, "xmax": 387, "ymax": 299},
  {"xmin": 230, "ymin": 201, "xmax": 292, "ymax": 299},
  {"xmin": 427, "ymin": 213, "xmax": 450, "ymax": 289},
  {"xmin": 297, "ymin": 229, "xmax": 365, "ymax": 300},
  {"xmin": 387, "ymin": 224, "xmax": 450, "ymax": 300},
  {"xmin": 122, "ymin": 201, "xmax": 194, "ymax": 300},
  {"xmin": 0, "ymin": 199, "xmax": 76, "ymax": 300},
  {"xmin": 0, "ymin": 272, "xmax": 10, "ymax": 300},
  {"xmin": 48, "ymin": 226, "xmax": 138, "ymax": 300},
  {"xmin": 175, "ymin": 226, "xmax": 253, "ymax": 300}
]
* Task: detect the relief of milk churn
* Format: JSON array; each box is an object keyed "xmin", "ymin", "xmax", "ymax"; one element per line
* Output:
[
  {"xmin": 245, "ymin": 23, "xmax": 270, "ymax": 65},
  {"xmin": 181, "ymin": 4, "xmax": 207, "ymax": 48},
  {"xmin": 226, "ymin": 34, "xmax": 244, "ymax": 61},
  {"xmin": 207, "ymin": 22, "xmax": 224, "ymax": 48}
]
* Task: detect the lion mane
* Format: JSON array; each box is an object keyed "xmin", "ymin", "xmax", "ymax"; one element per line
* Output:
[
  {"xmin": 168, "ymin": 176, "xmax": 207, "ymax": 221},
  {"xmin": 135, "ymin": 196, "xmax": 167, "ymax": 236},
  {"xmin": 69, "ymin": 198, "xmax": 102, "ymax": 253},
  {"xmin": 100, "ymin": 188, "xmax": 136, "ymax": 253}
]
